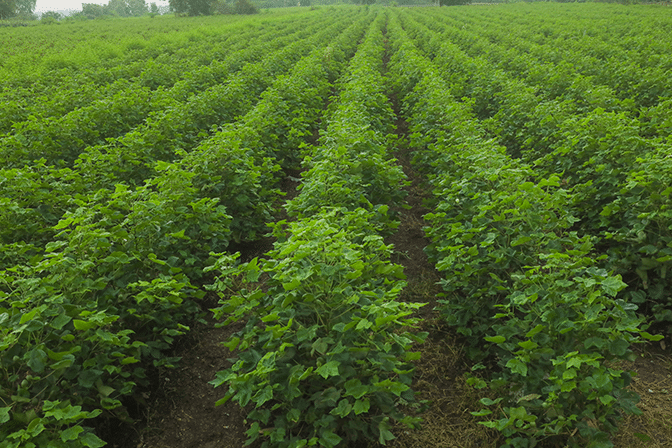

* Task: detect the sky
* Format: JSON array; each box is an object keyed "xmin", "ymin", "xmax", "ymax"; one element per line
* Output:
[{"xmin": 34, "ymin": 0, "xmax": 170, "ymax": 14}]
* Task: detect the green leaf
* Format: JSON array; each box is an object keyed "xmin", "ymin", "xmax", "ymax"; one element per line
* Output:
[
  {"xmin": 599, "ymin": 394, "xmax": 616, "ymax": 405},
  {"xmin": 73, "ymin": 320, "xmax": 96, "ymax": 331},
  {"xmin": 601, "ymin": 276, "xmax": 627, "ymax": 296},
  {"xmin": 511, "ymin": 236, "xmax": 532, "ymax": 247},
  {"xmin": 375, "ymin": 314, "xmax": 397, "ymax": 328},
  {"xmin": 561, "ymin": 381, "xmax": 577, "ymax": 392},
  {"xmin": 261, "ymin": 313, "xmax": 279, "ymax": 323},
  {"xmin": 27, "ymin": 348, "xmax": 47, "ymax": 373},
  {"xmin": 283, "ymin": 278, "xmax": 300, "ymax": 291},
  {"xmin": 60, "ymin": 425, "xmax": 84, "ymax": 442},
  {"xmin": 330, "ymin": 399, "xmax": 352, "ymax": 418},
  {"xmin": 506, "ymin": 358, "xmax": 528, "ymax": 377},
  {"xmin": 254, "ymin": 385, "xmax": 273, "ymax": 407},
  {"xmin": 609, "ymin": 338, "xmax": 629, "ymax": 357},
  {"xmin": 319, "ymin": 430, "xmax": 342, "ymax": 448},
  {"xmin": 353, "ymin": 398, "xmax": 370, "ymax": 415},
  {"xmin": 374, "ymin": 379, "xmax": 409, "ymax": 397},
  {"xmin": 525, "ymin": 324, "xmax": 545, "ymax": 338},
  {"xmin": 0, "ymin": 407, "xmax": 10, "ymax": 424},
  {"xmin": 518, "ymin": 340, "xmax": 538, "ymax": 350},
  {"xmin": 345, "ymin": 379, "xmax": 368, "ymax": 399},
  {"xmin": 316, "ymin": 361, "xmax": 340, "ymax": 379},
  {"xmin": 78, "ymin": 370, "xmax": 103, "ymax": 389},
  {"xmin": 287, "ymin": 408, "xmax": 301, "ymax": 423},
  {"xmin": 97, "ymin": 385, "xmax": 115, "ymax": 397},
  {"xmin": 378, "ymin": 419, "xmax": 395, "ymax": 445},
  {"xmin": 223, "ymin": 337, "xmax": 240, "ymax": 351},
  {"xmin": 405, "ymin": 351, "xmax": 421, "ymax": 361},
  {"xmin": 640, "ymin": 331, "xmax": 663, "ymax": 341},
  {"xmin": 485, "ymin": 335, "xmax": 506, "ymax": 344},
  {"xmin": 20, "ymin": 308, "xmax": 39, "ymax": 325},
  {"xmin": 51, "ymin": 315, "xmax": 72, "ymax": 330}
]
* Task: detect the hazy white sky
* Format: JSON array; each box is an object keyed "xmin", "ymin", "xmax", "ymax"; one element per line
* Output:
[{"xmin": 34, "ymin": 0, "xmax": 170, "ymax": 13}]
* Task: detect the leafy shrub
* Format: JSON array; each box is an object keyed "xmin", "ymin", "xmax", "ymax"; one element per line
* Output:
[{"xmin": 209, "ymin": 209, "xmax": 426, "ymax": 448}]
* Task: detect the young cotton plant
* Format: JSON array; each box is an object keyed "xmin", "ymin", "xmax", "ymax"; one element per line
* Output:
[{"xmin": 209, "ymin": 208, "xmax": 427, "ymax": 448}]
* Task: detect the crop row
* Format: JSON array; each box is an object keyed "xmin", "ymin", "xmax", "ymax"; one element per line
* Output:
[
  {"xmin": 417, "ymin": 5, "xmax": 672, "ymax": 110},
  {"xmin": 0, "ymin": 16, "xmax": 308, "ymax": 136},
  {"xmin": 398, "ymin": 10, "xmax": 672, "ymax": 330},
  {"xmin": 208, "ymin": 11, "xmax": 425, "ymax": 448},
  {"xmin": 0, "ymin": 11, "xmax": 370, "ymax": 448},
  {"xmin": 388, "ymin": 10, "xmax": 660, "ymax": 448},
  {"xmin": 0, "ymin": 11, "xmax": 349, "ymax": 169},
  {"xmin": 0, "ymin": 10, "xmax": 360, "ymax": 263}
]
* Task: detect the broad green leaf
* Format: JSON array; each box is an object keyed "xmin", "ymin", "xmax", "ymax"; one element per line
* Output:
[
  {"xmin": 525, "ymin": 324, "xmax": 545, "ymax": 338},
  {"xmin": 73, "ymin": 320, "xmax": 96, "ymax": 331},
  {"xmin": 261, "ymin": 313, "xmax": 279, "ymax": 323},
  {"xmin": 601, "ymin": 276, "xmax": 627, "ymax": 296},
  {"xmin": 51, "ymin": 315, "xmax": 72, "ymax": 330},
  {"xmin": 78, "ymin": 370, "xmax": 102, "ymax": 388},
  {"xmin": 20, "ymin": 308, "xmax": 39, "ymax": 325},
  {"xmin": 283, "ymin": 278, "xmax": 300, "ymax": 291},
  {"xmin": 561, "ymin": 381, "xmax": 577, "ymax": 393},
  {"xmin": 329, "ymin": 399, "xmax": 352, "ymax": 418},
  {"xmin": 518, "ymin": 340, "xmax": 538, "ymax": 350},
  {"xmin": 599, "ymin": 395, "xmax": 616, "ymax": 405},
  {"xmin": 378, "ymin": 419, "xmax": 395, "ymax": 445},
  {"xmin": 640, "ymin": 331, "xmax": 663, "ymax": 341},
  {"xmin": 374, "ymin": 379, "xmax": 408, "ymax": 397},
  {"xmin": 511, "ymin": 236, "xmax": 532, "ymax": 247},
  {"xmin": 287, "ymin": 408, "xmax": 301, "ymax": 423},
  {"xmin": 353, "ymin": 398, "xmax": 370, "ymax": 415},
  {"xmin": 0, "ymin": 407, "xmax": 10, "ymax": 424},
  {"xmin": 223, "ymin": 337, "xmax": 240, "ymax": 351},
  {"xmin": 319, "ymin": 430, "xmax": 342, "ymax": 448},
  {"xmin": 506, "ymin": 358, "xmax": 528, "ymax": 377},
  {"xmin": 609, "ymin": 338, "xmax": 629, "ymax": 357},
  {"xmin": 28, "ymin": 348, "xmax": 47, "ymax": 373},
  {"xmin": 485, "ymin": 335, "xmax": 506, "ymax": 344},
  {"xmin": 316, "ymin": 361, "xmax": 339, "ymax": 379},
  {"xmin": 345, "ymin": 379, "xmax": 368, "ymax": 399},
  {"xmin": 254, "ymin": 385, "xmax": 273, "ymax": 407},
  {"xmin": 375, "ymin": 314, "xmax": 397, "ymax": 328},
  {"xmin": 60, "ymin": 425, "xmax": 84, "ymax": 442}
]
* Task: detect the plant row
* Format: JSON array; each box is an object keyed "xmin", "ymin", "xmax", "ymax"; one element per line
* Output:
[
  {"xmin": 0, "ymin": 10, "xmax": 362, "ymax": 263},
  {"xmin": 208, "ymin": 12, "xmax": 426, "ymax": 448},
  {"xmin": 0, "ymin": 13, "xmax": 370, "ymax": 448},
  {"xmin": 398, "ymin": 11, "xmax": 672, "ymax": 328},
  {"xmin": 0, "ymin": 12, "xmax": 345, "ymax": 169},
  {"xmin": 414, "ymin": 5, "xmax": 672, "ymax": 110},
  {"xmin": 387, "ymin": 11, "xmax": 660, "ymax": 448},
  {"xmin": 0, "ymin": 16, "xmax": 306, "ymax": 136}
]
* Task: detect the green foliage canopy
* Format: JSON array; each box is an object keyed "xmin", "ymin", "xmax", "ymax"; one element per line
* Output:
[
  {"xmin": 0, "ymin": 0, "xmax": 16, "ymax": 18},
  {"xmin": 169, "ymin": 0, "xmax": 216, "ymax": 15}
]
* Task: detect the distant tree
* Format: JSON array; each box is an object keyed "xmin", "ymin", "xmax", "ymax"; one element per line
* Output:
[
  {"xmin": 14, "ymin": 0, "xmax": 35, "ymax": 14},
  {"xmin": 439, "ymin": 0, "xmax": 470, "ymax": 5},
  {"xmin": 0, "ymin": 0, "xmax": 16, "ymax": 18},
  {"xmin": 149, "ymin": 1, "xmax": 159, "ymax": 13},
  {"xmin": 212, "ymin": 0, "xmax": 234, "ymax": 14},
  {"xmin": 235, "ymin": 0, "xmax": 257, "ymax": 13},
  {"xmin": 169, "ymin": 0, "xmax": 216, "ymax": 15},
  {"xmin": 107, "ymin": 0, "xmax": 148, "ymax": 16},
  {"xmin": 41, "ymin": 10, "xmax": 62, "ymax": 19},
  {"xmin": 81, "ymin": 2, "xmax": 109, "ymax": 18}
]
